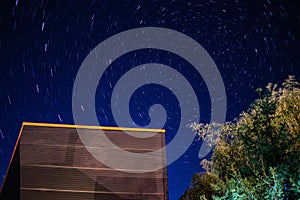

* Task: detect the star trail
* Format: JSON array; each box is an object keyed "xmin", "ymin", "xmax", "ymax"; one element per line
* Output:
[{"xmin": 0, "ymin": 0, "xmax": 299, "ymax": 199}]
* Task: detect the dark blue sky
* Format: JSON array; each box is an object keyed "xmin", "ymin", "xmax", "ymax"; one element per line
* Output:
[{"xmin": 0, "ymin": 0, "xmax": 300, "ymax": 199}]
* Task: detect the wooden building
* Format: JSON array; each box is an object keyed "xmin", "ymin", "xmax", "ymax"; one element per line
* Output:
[{"xmin": 0, "ymin": 122, "xmax": 168, "ymax": 200}]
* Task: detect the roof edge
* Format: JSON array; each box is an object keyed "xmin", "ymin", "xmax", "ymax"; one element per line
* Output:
[{"xmin": 22, "ymin": 122, "xmax": 166, "ymax": 133}]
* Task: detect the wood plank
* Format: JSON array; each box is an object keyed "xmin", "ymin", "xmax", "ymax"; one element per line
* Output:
[
  {"xmin": 20, "ymin": 164, "xmax": 164, "ymax": 178},
  {"xmin": 21, "ymin": 126, "xmax": 164, "ymax": 150},
  {"xmin": 20, "ymin": 143, "xmax": 165, "ymax": 170},
  {"xmin": 21, "ymin": 189, "xmax": 165, "ymax": 200},
  {"xmin": 20, "ymin": 165, "xmax": 165, "ymax": 193}
]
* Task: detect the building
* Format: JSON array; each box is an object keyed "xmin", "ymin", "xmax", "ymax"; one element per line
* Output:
[{"xmin": 0, "ymin": 122, "xmax": 168, "ymax": 200}]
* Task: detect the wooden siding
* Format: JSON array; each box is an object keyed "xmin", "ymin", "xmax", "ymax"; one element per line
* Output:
[{"xmin": 1, "ymin": 123, "xmax": 168, "ymax": 200}]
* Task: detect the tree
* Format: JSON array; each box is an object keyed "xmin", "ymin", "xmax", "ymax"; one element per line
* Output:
[{"xmin": 181, "ymin": 76, "xmax": 300, "ymax": 200}]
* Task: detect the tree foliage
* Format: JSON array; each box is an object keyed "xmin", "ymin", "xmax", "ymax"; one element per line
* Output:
[{"xmin": 181, "ymin": 76, "xmax": 300, "ymax": 200}]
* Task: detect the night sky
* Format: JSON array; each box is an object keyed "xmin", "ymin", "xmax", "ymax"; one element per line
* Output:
[{"xmin": 1, "ymin": 0, "xmax": 300, "ymax": 199}]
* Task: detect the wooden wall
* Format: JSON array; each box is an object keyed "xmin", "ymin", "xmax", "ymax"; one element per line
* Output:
[{"xmin": 7, "ymin": 124, "xmax": 168, "ymax": 200}]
